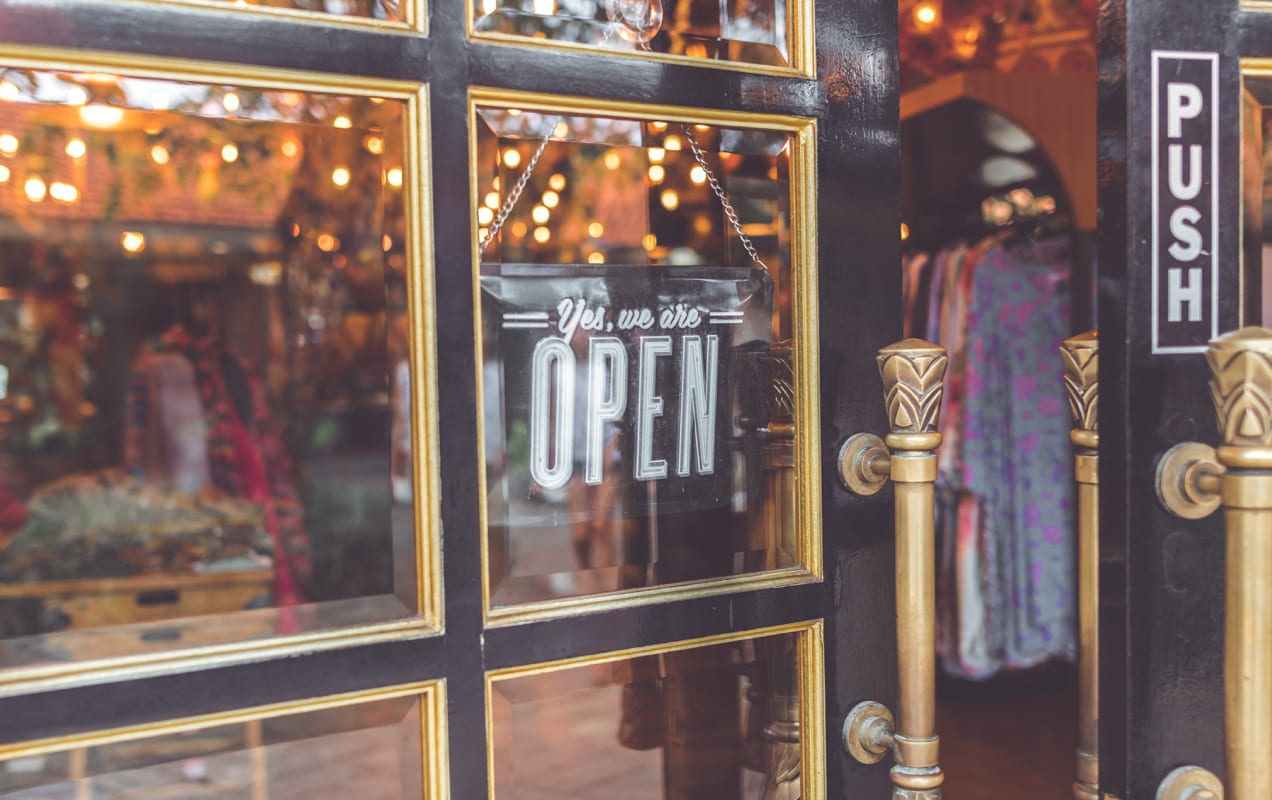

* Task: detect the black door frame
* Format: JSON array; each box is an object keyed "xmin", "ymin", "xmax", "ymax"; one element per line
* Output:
[{"xmin": 0, "ymin": 0, "xmax": 904, "ymax": 796}]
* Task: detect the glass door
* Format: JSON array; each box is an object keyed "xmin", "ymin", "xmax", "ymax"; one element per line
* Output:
[{"xmin": 0, "ymin": 0, "xmax": 906, "ymax": 796}]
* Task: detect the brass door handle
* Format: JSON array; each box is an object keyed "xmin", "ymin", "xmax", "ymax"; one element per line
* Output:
[
  {"xmin": 1154, "ymin": 326, "xmax": 1272, "ymax": 800},
  {"xmin": 840, "ymin": 338, "xmax": 947, "ymax": 800},
  {"xmin": 1061, "ymin": 331, "xmax": 1100, "ymax": 800}
]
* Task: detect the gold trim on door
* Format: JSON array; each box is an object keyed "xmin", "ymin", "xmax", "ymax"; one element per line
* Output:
[
  {"xmin": 484, "ymin": 619, "xmax": 826, "ymax": 800},
  {"xmin": 0, "ymin": 45, "xmax": 444, "ymax": 696},
  {"xmin": 468, "ymin": 86, "xmax": 822, "ymax": 626},
  {"xmin": 117, "ymin": 0, "xmax": 427, "ymax": 34},
  {"xmin": 0, "ymin": 680, "xmax": 450, "ymax": 799}
]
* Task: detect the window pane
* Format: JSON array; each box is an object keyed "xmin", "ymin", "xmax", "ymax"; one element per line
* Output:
[
  {"xmin": 0, "ymin": 68, "xmax": 422, "ymax": 672},
  {"xmin": 490, "ymin": 630, "xmax": 804, "ymax": 798},
  {"xmin": 0, "ymin": 693, "xmax": 427, "ymax": 798},
  {"xmin": 171, "ymin": 0, "xmax": 405, "ymax": 21},
  {"xmin": 477, "ymin": 104, "xmax": 805, "ymax": 611},
  {"xmin": 473, "ymin": 0, "xmax": 793, "ymax": 69}
]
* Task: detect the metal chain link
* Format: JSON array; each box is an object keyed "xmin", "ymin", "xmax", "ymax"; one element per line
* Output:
[{"xmin": 481, "ymin": 23, "xmax": 767, "ymax": 272}]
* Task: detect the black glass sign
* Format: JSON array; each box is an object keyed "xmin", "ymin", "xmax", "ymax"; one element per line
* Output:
[{"xmin": 481, "ymin": 264, "xmax": 772, "ymax": 528}]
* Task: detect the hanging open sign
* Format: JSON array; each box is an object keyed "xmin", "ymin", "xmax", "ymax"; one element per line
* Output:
[{"xmin": 481, "ymin": 264, "xmax": 773, "ymax": 525}]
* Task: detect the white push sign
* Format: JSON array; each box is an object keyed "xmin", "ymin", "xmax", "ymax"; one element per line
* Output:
[{"xmin": 1152, "ymin": 50, "xmax": 1219, "ymax": 353}]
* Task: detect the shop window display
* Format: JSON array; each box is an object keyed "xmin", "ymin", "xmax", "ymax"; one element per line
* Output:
[
  {"xmin": 476, "ymin": 102, "xmax": 810, "ymax": 612},
  {"xmin": 0, "ymin": 68, "xmax": 419, "ymax": 670}
]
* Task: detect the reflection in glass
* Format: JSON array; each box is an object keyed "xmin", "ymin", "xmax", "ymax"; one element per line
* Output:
[
  {"xmin": 0, "ymin": 68, "xmax": 417, "ymax": 670},
  {"xmin": 473, "ymin": 0, "xmax": 790, "ymax": 69},
  {"xmin": 172, "ymin": 0, "xmax": 404, "ymax": 21},
  {"xmin": 477, "ymin": 106, "xmax": 800, "ymax": 610},
  {"xmin": 490, "ymin": 630, "xmax": 802, "ymax": 798},
  {"xmin": 0, "ymin": 693, "xmax": 425, "ymax": 798},
  {"xmin": 1244, "ymin": 80, "xmax": 1272, "ymax": 324}
]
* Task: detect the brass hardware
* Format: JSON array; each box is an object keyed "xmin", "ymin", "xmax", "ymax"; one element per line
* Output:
[
  {"xmin": 1062, "ymin": 331, "xmax": 1100, "ymax": 800},
  {"xmin": 1157, "ymin": 766, "xmax": 1224, "ymax": 800},
  {"xmin": 843, "ymin": 700, "xmax": 895, "ymax": 765},
  {"xmin": 1155, "ymin": 326, "xmax": 1272, "ymax": 800},
  {"xmin": 1156, "ymin": 442, "xmax": 1223, "ymax": 519},
  {"xmin": 837, "ymin": 433, "xmax": 890, "ymax": 496},
  {"xmin": 841, "ymin": 338, "xmax": 947, "ymax": 799}
]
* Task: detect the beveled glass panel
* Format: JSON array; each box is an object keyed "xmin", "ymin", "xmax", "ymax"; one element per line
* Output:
[
  {"xmin": 471, "ymin": 0, "xmax": 796, "ymax": 70},
  {"xmin": 475, "ymin": 101, "xmax": 810, "ymax": 613},
  {"xmin": 0, "ymin": 691, "xmax": 429, "ymax": 798},
  {"xmin": 489, "ymin": 629, "xmax": 805, "ymax": 798},
  {"xmin": 1244, "ymin": 74, "xmax": 1272, "ymax": 325},
  {"xmin": 168, "ymin": 0, "xmax": 408, "ymax": 23},
  {"xmin": 0, "ymin": 67, "xmax": 425, "ymax": 673}
]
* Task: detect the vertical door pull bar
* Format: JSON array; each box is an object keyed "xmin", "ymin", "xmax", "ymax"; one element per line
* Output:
[
  {"xmin": 1155, "ymin": 326, "xmax": 1272, "ymax": 800},
  {"xmin": 840, "ymin": 338, "xmax": 947, "ymax": 800},
  {"xmin": 1062, "ymin": 331, "xmax": 1100, "ymax": 800}
]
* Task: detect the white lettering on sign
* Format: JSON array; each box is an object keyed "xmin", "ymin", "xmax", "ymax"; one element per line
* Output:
[
  {"xmin": 522, "ymin": 301, "xmax": 729, "ymax": 489},
  {"xmin": 1151, "ymin": 50, "xmax": 1219, "ymax": 354}
]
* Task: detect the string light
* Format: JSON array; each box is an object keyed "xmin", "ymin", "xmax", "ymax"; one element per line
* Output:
[
  {"xmin": 587, "ymin": 222, "xmax": 604, "ymax": 238},
  {"xmin": 531, "ymin": 204, "xmax": 550, "ymax": 224},
  {"xmin": 121, "ymin": 231, "xmax": 146, "ymax": 252},
  {"xmin": 650, "ymin": 121, "xmax": 667, "ymax": 132},
  {"xmin": 648, "ymin": 165, "xmax": 665, "ymax": 183},
  {"xmin": 478, "ymin": 206, "xmax": 494, "ymax": 225},
  {"xmin": 901, "ymin": 222, "xmax": 910, "ymax": 241},
  {"xmin": 65, "ymin": 138, "xmax": 87, "ymax": 159},
  {"xmin": 660, "ymin": 189, "xmax": 679, "ymax": 211},
  {"xmin": 332, "ymin": 166, "xmax": 351, "ymax": 187},
  {"xmin": 914, "ymin": 2, "xmax": 939, "ymax": 27},
  {"xmin": 689, "ymin": 165, "xmax": 707, "ymax": 185},
  {"xmin": 588, "ymin": 252, "xmax": 605, "ymax": 264},
  {"xmin": 222, "ymin": 91, "xmax": 241, "ymax": 112},
  {"xmin": 221, "ymin": 143, "xmax": 239, "ymax": 162},
  {"xmin": 0, "ymin": 165, "xmax": 9, "ymax": 183},
  {"xmin": 511, "ymin": 221, "xmax": 528, "ymax": 237},
  {"xmin": 0, "ymin": 81, "xmax": 17, "ymax": 102},
  {"xmin": 316, "ymin": 233, "xmax": 338, "ymax": 252},
  {"xmin": 479, "ymin": 226, "xmax": 490, "ymax": 240},
  {"xmin": 549, "ymin": 173, "xmax": 566, "ymax": 191},
  {"xmin": 65, "ymin": 86, "xmax": 88, "ymax": 106},
  {"xmin": 542, "ymin": 190, "xmax": 559, "ymax": 208},
  {"xmin": 642, "ymin": 233, "xmax": 657, "ymax": 251},
  {"xmin": 383, "ymin": 234, "xmax": 393, "ymax": 251},
  {"xmin": 663, "ymin": 135, "xmax": 682, "ymax": 151},
  {"xmin": 281, "ymin": 139, "xmax": 300, "ymax": 158},
  {"xmin": 49, "ymin": 182, "xmax": 78, "ymax": 203},
  {"xmin": 151, "ymin": 144, "xmax": 170, "ymax": 164},
  {"xmin": 533, "ymin": 226, "xmax": 551, "ymax": 243},
  {"xmin": 603, "ymin": 151, "xmax": 621, "ymax": 170},
  {"xmin": 648, "ymin": 147, "xmax": 665, "ymax": 163},
  {"xmin": 79, "ymin": 104, "xmax": 124, "ymax": 128},
  {"xmin": 485, "ymin": 191, "xmax": 501, "ymax": 209},
  {"xmin": 481, "ymin": 0, "xmax": 496, "ymax": 13},
  {"xmin": 387, "ymin": 167, "xmax": 403, "ymax": 187},
  {"xmin": 502, "ymin": 149, "xmax": 522, "ymax": 168},
  {"xmin": 553, "ymin": 121, "xmax": 569, "ymax": 138},
  {"xmin": 364, "ymin": 135, "xmax": 385, "ymax": 155},
  {"xmin": 333, "ymin": 115, "xmax": 352, "ymax": 128},
  {"xmin": 0, "ymin": 133, "xmax": 17, "ymax": 155},
  {"xmin": 24, "ymin": 177, "xmax": 46, "ymax": 202}
]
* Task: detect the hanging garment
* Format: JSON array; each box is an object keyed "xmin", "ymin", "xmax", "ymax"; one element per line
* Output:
[{"xmin": 959, "ymin": 240, "xmax": 1075, "ymax": 671}]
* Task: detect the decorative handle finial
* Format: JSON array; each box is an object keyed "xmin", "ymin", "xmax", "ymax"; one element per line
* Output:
[
  {"xmin": 878, "ymin": 338, "xmax": 947, "ymax": 452},
  {"xmin": 1206, "ymin": 327, "xmax": 1272, "ymax": 461},
  {"xmin": 1061, "ymin": 331, "xmax": 1099, "ymax": 441}
]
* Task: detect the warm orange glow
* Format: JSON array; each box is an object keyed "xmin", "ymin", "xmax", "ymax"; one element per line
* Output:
[
  {"xmin": 531, "ymin": 204, "xmax": 550, "ymax": 224},
  {"xmin": 121, "ymin": 231, "xmax": 146, "ymax": 253},
  {"xmin": 331, "ymin": 166, "xmax": 351, "ymax": 187},
  {"xmin": 0, "ymin": 165, "xmax": 10, "ymax": 183},
  {"xmin": 549, "ymin": 173, "xmax": 566, "ymax": 191},
  {"xmin": 901, "ymin": 222, "xmax": 910, "ymax": 241},
  {"xmin": 689, "ymin": 165, "xmax": 707, "ymax": 185},
  {"xmin": 221, "ymin": 143, "xmax": 239, "ymax": 162},
  {"xmin": 222, "ymin": 91, "xmax": 241, "ymax": 112},
  {"xmin": 648, "ymin": 165, "xmax": 665, "ymax": 183},
  {"xmin": 642, "ymin": 233, "xmax": 658, "ymax": 251},
  {"xmin": 281, "ymin": 139, "xmax": 300, "ymax": 158},
  {"xmin": 79, "ymin": 104, "xmax": 124, "ymax": 128},
  {"xmin": 587, "ymin": 252, "xmax": 605, "ymax": 264},
  {"xmin": 364, "ymin": 135, "xmax": 385, "ymax": 155},
  {"xmin": 542, "ymin": 190, "xmax": 560, "ymax": 208},
  {"xmin": 603, "ymin": 151, "xmax": 621, "ymax": 170},
  {"xmin": 484, "ymin": 191, "xmax": 501, "ymax": 209},
  {"xmin": 533, "ymin": 226, "xmax": 551, "ymax": 243},
  {"xmin": 914, "ymin": 2, "xmax": 939, "ymax": 27},
  {"xmin": 648, "ymin": 147, "xmax": 665, "ymax": 163},
  {"xmin": 382, "ymin": 234, "xmax": 393, "ymax": 251},
  {"xmin": 0, "ymin": 81, "xmax": 17, "ymax": 102},
  {"xmin": 660, "ymin": 189, "xmax": 679, "ymax": 211},
  {"xmin": 387, "ymin": 167, "xmax": 403, "ymax": 187},
  {"xmin": 333, "ymin": 115, "xmax": 352, "ymax": 129},
  {"xmin": 24, "ymin": 177, "xmax": 46, "ymax": 202},
  {"xmin": 150, "ymin": 144, "xmax": 170, "ymax": 165},
  {"xmin": 65, "ymin": 138, "xmax": 87, "ymax": 159},
  {"xmin": 477, "ymin": 206, "xmax": 495, "ymax": 226},
  {"xmin": 316, "ymin": 233, "xmax": 338, "ymax": 252},
  {"xmin": 49, "ymin": 182, "xmax": 79, "ymax": 203},
  {"xmin": 663, "ymin": 135, "xmax": 682, "ymax": 151},
  {"xmin": 587, "ymin": 222, "xmax": 605, "ymax": 238},
  {"xmin": 0, "ymin": 133, "xmax": 18, "ymax": 155},
  {"xmin": 503, "ymin": 148, "xmax": 522, "ymax": 168}
]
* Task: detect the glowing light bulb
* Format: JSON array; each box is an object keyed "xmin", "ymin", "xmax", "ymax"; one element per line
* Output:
[
  {"xmin": 511, "ymin": 221, "xmax": 528, "ymax": 237},
  {"xmin": 221, "ymin": 143, "xmax": 239, "ymax": 162},
  {"xmin": 587, "ymin": 222, "xmax": 605, "ymax": 238},
  {"xmin": 914, "ymin": 2, "xmax": 938, "ymax": 27},
  {"xmin": 531, "ymin": 204, "xmax": 550, "ymax": 224},
  {"xmin": 151, "ymin": 144, "xmax": 170, "ymax": 164},
  {"xmin": 65, "ymin": 86, "xmax": 88, "ymax": 106},
  {"xmin": 553, "ymin": 121, "xmax": 569, "ymax": 138},
  {"xmin": 121, "ymin": 231, "xmax": 146, "ymax": 252},
  {"xmin": 23, "ymin": 177, "xmax": 46, "ymax": 202},
  {"xmin": 49, "ymin": 182, "xmax": 78, "ymax": 203},
  {"xmin": 477, "ymin": 206, "xmax": 494, "ymax": 225},
  {"xmin": 650, "ymin": 121, "xmax": 668, "ymax": 132},
  {"xmin": 481, "ymin": 0, "xmax": 496, "ymax": 13},
  {"xmin": 648, "ymin": 165, "xmax": 665, "ymax": 183},
  {"xmin": 281, "ymin": 139, "xmax": 300, "ymax": 158},
  {"xmin": 689, "ymin": 165, "xmax": 707, "ymax": 185},
  {"xmin": 663, "ymin": 134, "xmax": 682, "ymax": 151},
  {"xmin": 316, "ymin": 233, "xmax": 338, "ymax": 252},
  {"xmin": 333, "ymin": 115, "xmax": 352, "ymax": 129},
  {"xmin": 542, "ymin": 190, "xmax": 559, "ymax": 208},
  {"xmin": 65, "ymin": 138, "xmax": 87, "ymax": 159},
  {"xmin": 222, "ymin": 91, "xmax": 241, "ymax": 112},
  {"xmin": 387, "ymin": 167, "xmax": 403, "ymax": 187},
  {"xmin": 364, "ymin": 135, "xmax": 385, "ymax": 155},
  {"xmin": 332, "ymin": 166, "xmax": 351, "ymax": 187},
  {"xmin": 383, "ymin": 234, "xmax": 393, "ymax": 251},
  {"xmin": 485, "ymin": 192, "xmax": 501, "ymax": 209},
  {"xmin": 0, "ymin": 81, "xmax": 17, "ymax": 102},
  {"xmin": 0, "ymin": 133, "xmax": 18, "ymax": 155},
  {"xmin": 603, "ymin": 151, "xmax": 621, "ymax": 170},
  {"xmin": 588, "ymin": 252, "xmax": 605, "ymax": 264},
  {"xmin": 549, "ymin": 173, "xmax": 566, "ymax": 191},
  {"xmin": 642, "ymin": 233, "xmax": 657, "ymax": 251},
  {"xmin": 660, "ymin": 189, "xmax": 679, "ymax": 211},
  {"xmin": 503, "ymin": 148, "xmax": 522, "ymax": 168},
  {"xmin": 533, "ymin": 226, "xmax": 551, "ymax": 243},
  {"xmin": 0, "ymin": 165, "xmax": 10, "ymax": 183},
  {"xmin": 79, "ymin": 104, "xmax": 124, "ymax": 128},
  {"xmin": 901, "ymin": 222, "xmax": 910, "ymax": 241},
  {"xmin": 648, "ymin": 147, "xmax": 665, "ymax": 163}
]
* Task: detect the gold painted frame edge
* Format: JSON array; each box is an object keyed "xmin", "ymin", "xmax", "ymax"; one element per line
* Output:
[
  {"xmin": 482, "ymin": 618, "xmax": 826, "ymax": 800},
  {"xmin": 0, "ymin": 680, "xmax": 450, "ymax": 800},
  {"xmin": 464, "ymin": 0, "xmax": 814, "ymax": 80},
  {"xmin": 467, "ymin": 86, "xmax": 822, "ymax": 627},
  {"xmin": 115, "ymin": 0, "xmax": 427, "ymax": 35},
  {"xmin": 0, "ymin": 44, "xmax": 445, "ymax": 694}
]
